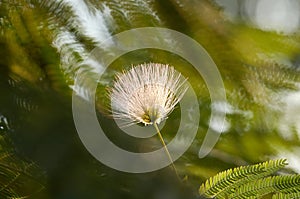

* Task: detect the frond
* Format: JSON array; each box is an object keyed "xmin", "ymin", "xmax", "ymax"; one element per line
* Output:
[
  {"xmin": 231, "ymin": 175, "xmax": 300, "ymax": 198},
  {"xmin": 272, "ymin": 192, "xmax": 300, "ymax": 199},
  {"xmin": 199, "ymin": 159, "xmax": 287, "ymax": 198},
  {"xmin": 0, "ymin": 124, "xmax": 45, "ymax": 198}
]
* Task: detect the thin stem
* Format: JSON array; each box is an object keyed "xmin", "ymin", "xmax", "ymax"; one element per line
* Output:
[{"xmin": 153, "ymin": 122, "xmax": 180, "ymax": 180}]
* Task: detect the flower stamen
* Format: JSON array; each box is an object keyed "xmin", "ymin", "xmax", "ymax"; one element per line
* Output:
[{"xmin": 110, "ymin": 63, "xmax": 188, "ymax": 126}]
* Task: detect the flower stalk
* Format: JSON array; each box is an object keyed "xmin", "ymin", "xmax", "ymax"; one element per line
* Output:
[{"xmin": 153, "ymin": 122, "xmax": 180, "ymax": 180}]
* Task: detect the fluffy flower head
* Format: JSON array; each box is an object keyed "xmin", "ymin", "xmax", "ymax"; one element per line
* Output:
[{"xmin": 110, "ymin": 63, "xmax": 188, "ymax": 126}]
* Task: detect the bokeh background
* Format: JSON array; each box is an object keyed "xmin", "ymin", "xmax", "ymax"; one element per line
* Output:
[{"xmin": 1, "ymin": 0, "xmax": 300, "ymax": 198}]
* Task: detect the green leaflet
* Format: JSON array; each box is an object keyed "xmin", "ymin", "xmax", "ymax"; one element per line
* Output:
[
  {"xmin": 0, "ymin": 133, "xmax": 45, "ymax": 198},
  {"xmin": 199, "ymin": 159, "xmax": 287, "ymax": 198},
  {"xmin": 199, "ymin": 159, "xmax": 300, "ymax": 199},
  {"xmin": 272, "ymin": 192, "xmax": 300, "ymax": 199},
  {"xmin": 231, "ymin": 175, "xmax": 300, "ymax": 198},
  {"xmin": 199, "ymin": 159, "xmax": 300, "ymax": 198}
]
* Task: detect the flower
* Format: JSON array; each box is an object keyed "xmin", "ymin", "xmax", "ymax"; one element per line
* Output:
[{"xmin": 110, "ymin": 63, "xmax": 188, "ymax": 126}]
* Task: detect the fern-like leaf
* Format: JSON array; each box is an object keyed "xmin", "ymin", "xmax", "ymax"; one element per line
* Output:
[
  {"xmin": 199, "ymin": 159, "xmax": 287, "ymax": 198},
  {"xmin": 0, "ymin": 147, "xmax": 45, "ymax": 198},
  {"xmin": 0, "ymin": 116, "xmax": 45, "ymax": 198},
  {"xmin": 272, "ymin": 192, "xmax": 300, "ymax": 199},
  {"xmin": 231, "ymin": 175, "xmax": 300, "ymax": 198}
]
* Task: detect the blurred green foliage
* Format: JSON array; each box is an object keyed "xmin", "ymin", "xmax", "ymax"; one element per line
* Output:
[{"xmin": 1, "ymin": 0, "xmax": 300, "ymax": 198}]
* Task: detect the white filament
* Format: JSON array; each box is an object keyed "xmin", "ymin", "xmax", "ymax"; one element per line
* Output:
[{"xmin": 110, "ymin": 63, "xmax": 188, "ymax": 126}]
